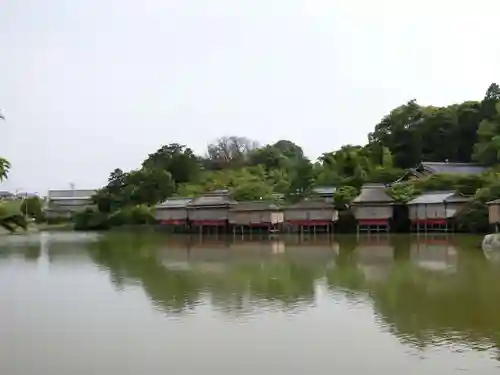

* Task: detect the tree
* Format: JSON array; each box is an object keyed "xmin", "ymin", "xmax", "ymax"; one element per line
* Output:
[
  {"xmin": 142, "ymin": 143, "xmax": 201, "ymax": 184},
  {"xmin": 272, "ymin": 140, "xmax": 304, "ymax": 161},
  {"xmin": 20, "ymin": 196, "xmax": 43, "ymax": 221},
  {"xmin": 127, "ymin": 168, "xmax": 175, "ymax": 206},
  {"xmin": 93, "ymin": 167, "xmax": 175, "ymax": 213},
  {"xmin": 0, "ymin": 113, "xmax": 9, "ymax": 181},
  {"xmin": 472, "ymin": 102, "xmax": 500, "ymax": 165},
  {"xmin": 0, "ymin": 157, "xmax": 10, "ymax": 181},
  {"xmin": 482, "ymin": 82, "xmax": 500, "ymax": 119},
  {"xmin": 248, "ymin": 145, "xmax": 286, "ymax": 171},
  {"xmin": 369, "ymin": 100, "xmax": 424, "ymax": 168},
  {"xmin": 206, "ymin": 136, "xmax": 259, "ymax": 169},
  {"xmin": 286, "ymin": 157, "xmax": 315, "ymax": 200},
  {"xmin": 0, "ymin": 113, "xmax": 26, "ymax": 232}
]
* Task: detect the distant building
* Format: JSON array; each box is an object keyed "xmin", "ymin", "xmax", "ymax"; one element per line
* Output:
[
  {"xmin": 312, "ymin": 186, "xmax": 336, "ymax": 202},
  {"xmin": 395, "ymin": 161, "xmax": 486, "ymax": 183},
  {"xmin": 44, "ymin": 189, "xmax": 97, "ymax": 219},
  {"xmin": 0, "ymin": 191, "xmax": 15, "ymax": 200}
]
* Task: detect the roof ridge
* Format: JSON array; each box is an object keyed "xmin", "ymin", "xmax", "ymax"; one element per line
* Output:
[
  {"xmin": 419, "ymin": 190, "xmax": 456, "ymax": 195},
  {"xmin": 422, "ymin": 161, "xmax": 483, "ymax": 166}
]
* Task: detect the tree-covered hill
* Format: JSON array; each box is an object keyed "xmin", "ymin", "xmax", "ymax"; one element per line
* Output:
[{"xmin": 92, "ymin": 83, "xmax": 500, "ymax": 211}]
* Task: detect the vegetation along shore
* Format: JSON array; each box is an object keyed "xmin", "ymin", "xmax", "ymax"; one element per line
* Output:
[{"xmin": 4, "ymin": 83, "xmax": 500, "ymax": 233}]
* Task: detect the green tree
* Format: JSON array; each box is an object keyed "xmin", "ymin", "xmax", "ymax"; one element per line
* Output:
[
  {"xmin": 0, "ymin": 157, "xmax": 10, "ymax": 181},
  {"xmin": 142, "ymin": 143, "xmax": 201, "ymax": 185},
  {"xmin": 472, "ymin": 102, "xmax": 500, "ymax": 165},
  {"xmin": 333, "ymin": 186, "xmax": 358, "ymax": 210},
  {"xmin": 286, "ymin": 158, "xmax": 315, "ymax": 200},
  {"xmin": 481, "ymin": 82, "xmax": 500, "ymax": 119},
  {"xmin": 0, "ymin": 114, "xmax": 26, "ymax": 232},
  {"xmin": 20, "ymin": 196, "xmax": 43, "ymax": 221},
  {"xmin": 369, "ymin": 100, "xmax": 424, "ymax": 168}
]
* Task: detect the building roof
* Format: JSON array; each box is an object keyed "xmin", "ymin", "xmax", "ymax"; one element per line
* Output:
[
  {"xmin": 407, "ymin": 191, "xmax": 470, "ymax": 205},
  {"xmin": 157, "ymin": 198, "xmax": 192, "ymax": 208},
  {"xmin": 188, "ymin": 190, "xmax": 237, "ymax": 208},
  {"xmin": 48, "ymin": 196, "xmax": 94, "ymax": 201},
  {"xmin": 352, "ymin": 184, "xmax": 394, "ymax": 204},
  {"xmin": 0, "ymin": 191, "xmax": 13, "ymax": 197},
  {"xmin": 230, "ymin": 201, "xmax": 280, "ymax": 211},
  {"xmin": 487, "ymin": 199, "xmax": 500, "ymax": 205},
  {"xmin": 420, "ymin": 162, "xmax": 486, "ymax": 175},
  {"xmin": 312, "ymin": 186, "xmax": 336, "ymax": 196},
  {"xmin": 285, "ymin": 198, "xmax": 335, "ymax": 210},
  {"xmin": 48, "ymin": 189, "xmax": 97, "ymax": 199}
]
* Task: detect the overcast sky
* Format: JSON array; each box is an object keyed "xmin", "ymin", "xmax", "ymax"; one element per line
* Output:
[{"xmin": 1, "ymin": 0, "xmax": 499, "ymax": 194}]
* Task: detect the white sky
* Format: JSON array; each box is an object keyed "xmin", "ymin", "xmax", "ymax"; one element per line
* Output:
[{"xmin": 1, "ymin": 0, "xmax": 499, "ymax": 193}]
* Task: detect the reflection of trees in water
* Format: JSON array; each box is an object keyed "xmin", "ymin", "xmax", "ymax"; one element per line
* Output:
[
  {"xmin": 370, "ymin": 252, "xmax": 500, "ymax": 353},
  {"xmin": 88, "ymin": 233, "xmax": 202, "ymax": 314},
  {"xmin": 0, "ymin": 244, "xmax": 40, "ymax": 262},
  {"xmin": 86, "ymin": 232, "xmax": 500, "ymax": 355},
  {"xmin": 87, "ymin": 233, "xmax": 331, "ymax": 315},
  {"xmin": 323, "ymin": 236, "xmax": 500, "ymax": 356}
]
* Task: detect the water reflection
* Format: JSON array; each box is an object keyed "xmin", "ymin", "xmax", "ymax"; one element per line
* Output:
[{"xmin": 1, "ymin": 231, "xmax": 499, "ymax": 358}]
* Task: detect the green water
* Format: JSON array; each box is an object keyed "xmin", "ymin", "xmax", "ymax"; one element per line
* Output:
[{"xmin": 1, "ymin": 231, "xmax": 499, "ymax": 374}]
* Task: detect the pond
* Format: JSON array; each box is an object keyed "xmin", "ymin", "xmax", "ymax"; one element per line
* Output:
[{"xmin": 0, "ymin": 231, "xmax": 499, "ymax": 374}]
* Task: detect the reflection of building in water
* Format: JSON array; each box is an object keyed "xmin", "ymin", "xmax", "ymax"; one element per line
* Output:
[
  {"xmin": 153, "ymin": 237, "xmax": 328, "ymax": 313},
  {"xmin": 231, "ymin": 239, "xmax": 285, "ymax": 254},
  {"xmin": 410, "ymin": 237, "xmax": 458, "ymax": 272},
  {"xmin": 354, "ymin": 239, "xmax": 394, "ymax": 282},
  {"xmin": 157, "ymin": 237, "xmax": 338, "ymax": 271}
]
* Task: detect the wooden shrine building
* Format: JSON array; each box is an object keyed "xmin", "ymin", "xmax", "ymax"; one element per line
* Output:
[
  {"xmin": 228, "ymin": 201, "xmax": 283, "ymax": 233},
  {"xmin": 351, "ymin": 184, "xmax": 394, "ymax": 232},
  {"xmin": 155, "ymin": 198, "xmax": 192, "ymax": 228},
  {"xmin": 407, "ymin": 191, "xmax": 470, "ymax": 232},
  {"xmin": 187, "ymin": 189, "xmax": 236, "ymax": 233},
  {"xmin": 283, "ymin": 199, "xmax": 338, "ymax": 234}
]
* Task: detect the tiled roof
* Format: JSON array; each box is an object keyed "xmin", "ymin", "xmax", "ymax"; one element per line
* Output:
[
  {"xmin": 188, "ymin": 191, "xmax": 236, "ymax": 207},
  {"xmin": 421, "ymin": 162, "xmax": 486, "ymax": 175},
  {"xmin": 230, "ymin": 201, "xmax": 280, "ymax": 211},
  {"xmin": 487, "ymin": 199, "xmax": 500, "ymax": 205},
  {"xmin": 285, "ymin": 199, "xmax": 335, "ymax": 210},
  {"xmin": 49, "ymin": 196, "xmax": 94, "ymax": 201},
  {"xmin": 407, "ymin": 191, "xmax": 470, "ymax": 205},
  {"xmin": 48, "ymin": 189, "xmax": 97, "ymax": 198},
  {"xmin": 157, "ymin": 198, "xmax": 192, "ymax": 208},
  {"xmin": 352, "ymin": 184, "xmax": 394, "ymax": 204}
]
